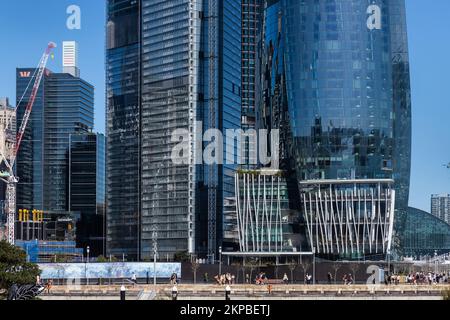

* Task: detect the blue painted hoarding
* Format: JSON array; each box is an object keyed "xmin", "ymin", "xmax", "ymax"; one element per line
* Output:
[{"xmin": 38, "ymin": 262, "xmax": 181, "ymax": 280}]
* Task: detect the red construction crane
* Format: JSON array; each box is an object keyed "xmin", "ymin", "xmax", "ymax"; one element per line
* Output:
[{"xmin": 0, "ymin": 42, "xmax": 56, "ymax": 244}]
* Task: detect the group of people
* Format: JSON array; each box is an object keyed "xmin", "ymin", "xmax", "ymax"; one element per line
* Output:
[
  {"xmin": 36, "ymin": 276, "xmax": 53, "ymax": 293},
  {"xmin": 255, "ymin": 272, "xmax": 268, "ymax": 285},
  {"xmin": 342, "ymin": 274, "xmax": 354, "ymax": 285},
  {"xmin": 213, "ymin": 273, "xmax": 235, "ymax": 285},
  {"xmin": 395, "ymin": 272, "xmax": 449, "ymax": 285}
]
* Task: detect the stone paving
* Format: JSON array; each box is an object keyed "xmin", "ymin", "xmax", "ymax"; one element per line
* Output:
[{"xmin": 39, "ymin": 284, "xmax": 450, "ymax": 300}]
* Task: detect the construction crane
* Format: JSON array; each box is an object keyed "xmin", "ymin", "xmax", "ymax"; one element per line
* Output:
[{"xmin": 0, "ymin": 42, "xmax": 56, "ymax": 245}]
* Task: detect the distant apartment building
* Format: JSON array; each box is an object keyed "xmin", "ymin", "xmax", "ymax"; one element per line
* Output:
[{"xmin": 431, "ymin": 194, "xmax": 450, "ymax": 225}]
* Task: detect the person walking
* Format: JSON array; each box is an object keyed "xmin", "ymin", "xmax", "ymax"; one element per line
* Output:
[
  {"xmin": 283, "ymin": 273, "xmax": 289, "ymax": 285},
  {"xmin": 131, "ymin": 272, "xmax": 137, "ymax": 286}
]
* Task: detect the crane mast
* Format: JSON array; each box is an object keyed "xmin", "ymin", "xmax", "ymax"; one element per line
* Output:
[{"xmin": 1, "ymin": 42, "xmax": 56, "ymax": 245}]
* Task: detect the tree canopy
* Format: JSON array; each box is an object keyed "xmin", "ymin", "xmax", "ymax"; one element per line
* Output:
[{"xmin": 0, "ymin": 241, "xmax": 41, "ymax": 296}]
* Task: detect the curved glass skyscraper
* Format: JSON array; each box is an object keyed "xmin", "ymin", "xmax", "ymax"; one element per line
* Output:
[{"xmin": 261, "ymin": 0, "xmax": 411, "ymax": 259}]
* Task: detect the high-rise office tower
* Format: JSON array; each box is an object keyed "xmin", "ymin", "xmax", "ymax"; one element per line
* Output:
[
  {"xmin": 260, "ymin": 0, "xmax": 411, "ymax": 259},
  {"xmin": 431, "ymin": 194, "xmax": 450, "ymax": 225},
  {"xmin": 106, "ymin": 0, "xmax": 241, "ymax": 261},
  {"xmin": 16, "ymin": 56, "xmax": 94, "ymax": 216},
  {"xmin": 105, "ymin": 0, "xmax": 141, "ymax": 260},
  {"xmin": 241, "ymin": 0, "xmax": 263, "ymax": 168},
  {"xmin": 69, "ymin": 133, "xmax": 106, "ymax": 256}
]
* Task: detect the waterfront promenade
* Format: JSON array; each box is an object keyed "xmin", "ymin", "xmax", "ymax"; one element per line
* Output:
[{"xmin": 39, "ymin": 284, "xmax": 450, "ymax": 300}]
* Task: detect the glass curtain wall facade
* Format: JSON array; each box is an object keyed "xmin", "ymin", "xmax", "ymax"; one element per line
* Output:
[
  {"xmin": 106, "ymin": 0, "xmax": 141, "ymax": 260},
  {"xmin": 16, "ymin": 69, "xmax": 94, "ymax": 214},
  {"xmin": 140, "ymin": 0, "xmax": 195, "ymax": 259},
  {"xmin": 69, "ymin": 133, "xmax": 106, "ymax": 256},
  {"xmin": 241, "ymin": 0, "xmax": 263, "ymax": 168},
  {"xmin": 44, "ymin": 73, "xmax": 94, "ymax": 211},
  {"xmin": 106, "ymin": 0, "xmax": 241, "ymax": 261},
  {"xmin": 261, "ymin": 0, "xmax": 411, "ymax": 258},
  {"xmin": 404, "ymin": 207, "xmax": 450, "ymax": 257},
  {"xmin": 16, "ymin": 68, "xmax": 47, "ymax": 212},
  {"xmin": 197, "ymin": 0, "xmax": 242, "ymax": 260}
]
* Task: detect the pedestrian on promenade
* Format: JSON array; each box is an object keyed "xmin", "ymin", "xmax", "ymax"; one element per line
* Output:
[
  {"xmin": 267, "ymin": 284, "xmax": 273, "ymax": 295},
  {"xmin": 46, "ymin": 280, "xmax": 53, "ymax": 294},
  {"xmin": 327, "ymin": 272, "xmax": 332, "ymax": 285},
  {"xmin": 347, "ymin": 274, "xmax": 353, "ymax": 285},
  {"xmin": 283, "ymin": 273, "xmax": 289, "ymax": 284},
  {"xmin": 343, "ymin": 274, "xmax": 348, "ymax": 285},
  {"xmin": 131, "ymin": 273, "xmax": 137, "ymax": 286}
]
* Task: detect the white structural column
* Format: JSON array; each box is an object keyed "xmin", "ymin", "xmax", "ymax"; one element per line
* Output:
[
  {"xmin": 300, "ymin": 179, "xmax": 395, "ymax": 256},
  {"xmin": 235, "ymin": 171, "xmax": 288, "ymax": 252}
]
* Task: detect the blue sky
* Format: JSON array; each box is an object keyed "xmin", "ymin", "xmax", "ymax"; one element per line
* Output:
[{"xmin": 0, "ymin": 0, "xmax": 449, "ymax": 212}]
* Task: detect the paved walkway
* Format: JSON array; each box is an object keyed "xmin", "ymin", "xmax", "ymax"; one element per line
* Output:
[{"xmin": 40, "ymin": 284, "xmax": 450, "ymax": 300}]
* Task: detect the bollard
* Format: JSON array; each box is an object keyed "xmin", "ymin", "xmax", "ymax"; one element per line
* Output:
[
  {"xmin": 172, "ymin": 286, "xmax": 178, "ymax": 301},
  {"xmin": 225, "ymin": 285, "xmax": 231, "ymax": 301},
  {"xmin": 120, "ymin": 285, "xmax": 126, "ymax": 301}
]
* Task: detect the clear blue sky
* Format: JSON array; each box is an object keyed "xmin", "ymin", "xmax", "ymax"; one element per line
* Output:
[{"xmin": 0, "ymin": 0, "xmax": 449, "ymax": 212}]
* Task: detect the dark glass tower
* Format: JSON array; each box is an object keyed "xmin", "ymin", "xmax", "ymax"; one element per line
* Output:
[
  {"xmin": 16, "ymin": 69, "xmax": 94, "ymax": 213},
  {"xmin": 241, "ymin": 0, "xmax": 263, "ymax": 168},
  {"xmin": 106, "ymin": 0, "xmax": 141, "ymax": 260},
  {"xmin": 106, "ymin": 0, "xmax": 241, "ymax": 260},
  {"xmin": 261, "ymin": 0, "xmax": 411, "ymax": 258},
  {"xmin": 69, "ymin": 133, "xmax": 106, "ymax": 256},
  {"xmin": 16, "ymin": 68, "xmax": 47, "ymax": 212}
]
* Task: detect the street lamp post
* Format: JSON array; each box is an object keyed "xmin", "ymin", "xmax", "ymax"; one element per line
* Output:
[
  {"xmin": 219, "ymin": 246, "xmax": 222, "ymax": 276},
  {"xmin": 225, "ymin": 285, "xmax": 231, "ymax": 301},
  {"xmin": 434, "ymin": 250, "xmax": 438, "ymax": 276},
  {"xmin": 152, "ymin": 226, "xmax": 158, "ymax": 288},
  {"xmin": 312, "ymin": 247, "xmax": 316, "ymax": 285},
  {"xmin": 387, "ymin": 249, "xmax": 391, "ymax": 276},
  {"xmin": 120, "ymin": 285, "xmax": 126, "ymax": 301},
  {"xmin": 86, "ymin": 246, "xmax": 90, "ymax": 286},
  {"xmin": 172, "ymin": 286, "xmax": 178, "ymax": 301}
]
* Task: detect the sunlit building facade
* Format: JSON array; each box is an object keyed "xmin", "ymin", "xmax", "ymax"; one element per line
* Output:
[
  {"xmin": 106, "ymin": 0, "xmax": 241, "ymax": 261},
  {"xmin": 260, "ymin": 0, "xmax": 412, "ymax": 259},
  {"xmin": 404, "ymin": 207, "xmax": 450, "ymax": 257}
]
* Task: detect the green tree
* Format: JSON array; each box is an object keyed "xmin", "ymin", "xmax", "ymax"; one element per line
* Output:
[
  {"xmin": 174, "ymin": 251, "xmax": 190, "ymax": 262},
  {"xmin": 0, "ymin": 241, "xmax": 41, "ymax": 297},
  {"xmin": 53, "ymin": 254, "xmax": 71, "ymax": 263},
  {"xmin": 97, "ymin": 255, "xmax": 118, "ymax": 263},
  {"xmin": 96, "ymin": 255, "xmax": 108, "ymax": 263}
]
